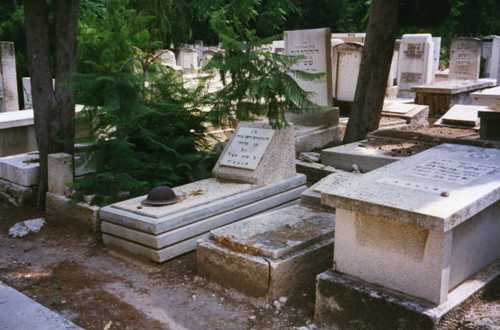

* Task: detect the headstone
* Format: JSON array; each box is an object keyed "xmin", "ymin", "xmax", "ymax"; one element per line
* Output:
[
  {"xmin": 177, "ymin": 48, "xmax": 198, "ymax": 73},
  {"xmin": 387, "ymin": 42, "xmax": 400, "ymax": 87},
  {"xmin": 332, "ymin": 42, "xmax": 363, "ymax": 103},
  {"xmin": 285, "ymin": 28, "xmax": 333, "ymax": 106},
  {"xmin": 397, "ymin": 34, "xmax": 435, "ymax": 93},
  {"xmin": 0, "ymin": 42, "xmax": 19, "ymax": 112},
  {"xmin": 213, "ymin": 122, "xmax": 296, "ymax": 185},
  {"xmin": 449, "ymin": 37, "xmax": 482, "ymax": 80},
  {"xmin": 433, "ymin": 37, "xmax": 442, "ymax": 73},
  {"xmin": 322, "ymin": 144, "xmax": 500, "ymax": 305},
  {"xmin": 156, "ymin": 49, "xmax": 177, "ymax": 68},
  {"xmin": 481, "ymin": 35, "xmax": 500, "ymax": 81},
  {"xmin": 22, "ymin": 77, "xmax": 32, "ymax": 109},
  {"xmin": 331, "ymin": 33, "xmax": 366, "ymax": 44},
  {"xmin": 471, "ymin": 86, "xmax": 500, "ymax": 110}
]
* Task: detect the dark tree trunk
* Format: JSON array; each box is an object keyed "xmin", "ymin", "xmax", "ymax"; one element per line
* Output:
[
  {"xmin": 24, "ymin": 0, "xmax": 80, "ymax": 209},
  {"xmin": 343, "ymin": 0, "xmax": 399, "ymax": 143}
]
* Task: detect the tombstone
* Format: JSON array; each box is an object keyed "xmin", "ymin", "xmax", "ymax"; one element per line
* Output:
[
  {"xmin": 316, "ymin": 144, "xmax": 500, "ymax": 328},
  {"xmin": 156, "ymin": 49, "xmax": 178, "ymax": 69},
  {"xmin": 434, "ymin": 104, "xmax": 491, "ymax": 128},
  {"xmin": 397, "ymin": 34, "xmax": 435, "ymax": 95},
  {"xmin": 449, "ymin": 37, "xmax": 482, "ymax": 80},
  {"xmin": 0, "ymin": 42, "xmax": 19, "ymax": 112},
  {"xmin": 22, "ymin": 77, "xmax": 32, "ymax": 109},
  {"xmin": 471, "ymin": 85, "xmax": 500, "ymax": 110},
  {"xmin": 332, "ymin": 42, "xmax": 363, "ymax": 103},
  {"xmin": 433, "ymin": 37, "xmax": 442, "ymax": 73},
  {"xmin": 271, "ymin": 40, "xmax": 285, "ymax": 54},
  {"xmin": 285, "ymin": 28, "xmax": 333, "ymax": 106},
  {"xmin": 481, "ymin": 35, "xmax": 500, "ymax": 82},
  {"xmin": 387, "ymin": 41, "xmax": 400, "ymax": 88},
  {"xmin": 177, "ymin": 48, "xmax": 198, "ymax": 73},
  {"xmin": 331, "ymin": 33, "xmax": 366, "ymax": 44},
  {"xmin": 99, "ymin": 122, "xmax": 307, "ymax": 262}
]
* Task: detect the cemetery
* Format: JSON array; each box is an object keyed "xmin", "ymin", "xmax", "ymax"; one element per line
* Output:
[{"xmin": 1, "ymin": 1, "xmax": 500, "ymax": 329}]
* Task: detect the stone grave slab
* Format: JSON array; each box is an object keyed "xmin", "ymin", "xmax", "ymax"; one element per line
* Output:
[
  {"xmin": 449, "ymin": 37, "xmax": 482, "ymax": 81},
  {"xmin": 0, "ymin": 152, "xmax": 39, "ymax": 187},
  {"xmin": 285, "ymin": 28, "xmax": 332, "ymax": 106},
  {"xmin": 321, "ymin": 144, "xmax": 500, "ymax": 305},
  {"xmin": 300, "ymin": 170, "xmax": 359, "ymax": 208},
  {"xmin": 471, "ymin": 86, "xmax": 500, "ymax": 110},
  {"xmin": 397, "ymin": 34, "xmax": 434, "ymax": 94},
  {"xmin": 382, "ymin": 102, "xmax": 429, "ymax": 129},
  {"xmin": 198, "ymin": 202, "xmax": 334, "ymax": 300},
  {"xmin": 434, "ymin": 104, "xmax": 491, "ymax": 128},
  {"xmin": 101, "ymin": 122, "xmax": 307, "ymax": 262}
]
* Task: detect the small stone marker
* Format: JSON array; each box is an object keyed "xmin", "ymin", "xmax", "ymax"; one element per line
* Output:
[
  {"xmin": 449, "ymin": 37, "xmax": 482, "ymax": 80},
  {"xmin": 397, "ymin": 34, "xmax": 434, "ymax": 93},
  {"xmin": 219, "ymin": 127, "xmax": 274, "ymax": 170},
  {"xmin": 22, "ymin": 77, "xmax": 32, "ymax": 109},
  {"xmin": 0, "ymin": 42, "xmax": 19, "ymax": 112},
  {"xmin": 434, "ymin": 104, "xmax": 491, "ymax": 128},
  {"xmin": 322, "ymin": 144, "xmax": 500, "ymax": 305},
  {"xmin": 285, "ymin": 28, "xmax": 333, "ymax": 106},
  {"xmin": 433, "ymin": 37, "xmax": 442, "ymax": 73},
  {"xmin": 332, "ymin": 43, "xmax": 363, "ymax": 102}
]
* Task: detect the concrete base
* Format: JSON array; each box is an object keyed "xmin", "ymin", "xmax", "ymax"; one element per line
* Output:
[
  {"xmin": 197, "ymin": 204, "xmax": 335, "ymax": 300},
  {"xmin": 0, "ymin": 177, "xmax": 35, "ymax": 206},
  {"xmin": 46, "ymin": 192, "xmax": 100, "ymax": 231},
  {"xmin": 0, "ymin": 152, "xmax": 39, "ymax": 186},
  {"xmin": 296, "ymin": 159, "xmax": 336, "ymax": 183},
  {"xmin": 314, "ymin": 261, "xmax": 500, "ymax": 330},
  {"xmin": 0, "ymin": 281, "xmax": 82, "ymax": 330},
  {"xmin": 294, "ymin": 125, "xmax": 342, "ymax": 154}
]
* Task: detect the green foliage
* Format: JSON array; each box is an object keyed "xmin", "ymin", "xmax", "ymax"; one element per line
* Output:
[
  {"xmin": 73, "ymin": 0, "xmax": 214, "ymax": 205},
  {"xmin": 205, "ymin": 0, "xmax": 322, "ymax": 128}
]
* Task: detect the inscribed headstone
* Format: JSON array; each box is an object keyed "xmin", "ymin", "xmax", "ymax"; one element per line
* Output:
[
  {"xmin": 332, "ymin": 43, "xmax": 363, "ymax": 102},
  {"xmin": 397, "ymin": 34, "xmax": 434, "ymax": 92},
  {"xmin": 285, "ymin": 28, "xmax": 333, "ymax": 106},
  {"xmin": 0, "ymin": 42, "xmax": 19, "ymax": 112},
  {"xmin": 449, "ymin": 37, "xmax": 482, "ymax": 80}
]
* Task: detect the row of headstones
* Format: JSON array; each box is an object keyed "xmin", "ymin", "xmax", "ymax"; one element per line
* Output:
[{"xmin": 277, "ymin": 29, "xmax": 500, "ymax": 105}]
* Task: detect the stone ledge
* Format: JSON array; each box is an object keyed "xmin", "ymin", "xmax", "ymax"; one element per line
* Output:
[
  {"xmin": 0, "ymin": 177, "xmax": 35, "ymax": 207},
  {"xmin": 314, "ymin": 261, "xmax": 500, "ymax": 330},
  {"xmin": 46, "ymin": 192, "xmax": 100, "ymax": 231}
]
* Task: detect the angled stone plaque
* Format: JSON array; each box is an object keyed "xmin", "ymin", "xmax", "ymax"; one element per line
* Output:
[
  {"xmin": 434, "ymin": 104, "xmax": 491, "ymax": 127},
  {"xmin": 219, "ymin": 127, "xmax": 274, "ymax": 170}
]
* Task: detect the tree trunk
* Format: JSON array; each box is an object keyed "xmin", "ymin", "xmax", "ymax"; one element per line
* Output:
[
  {"xmin": 24, "ymin": 0, "xmax": 80, "ymax": 209},
  {"xmin": 343, "ymin": 0, "xmax": 399, "ymax": 143},
  {"xmin": 24, "ymin": 0, "xmax": 57, "ymax": 208}
]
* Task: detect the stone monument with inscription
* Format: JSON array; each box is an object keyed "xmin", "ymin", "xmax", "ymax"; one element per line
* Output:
[
  {"xmin": 397, "ymin": 34, "xmax": 435, "ymax": 97},
  {"xmin": 332, "ymin": 42, "xmax": 363, "ymax": 103},
  {"xmin": 0, "ymin": 42, "xmax": 19, "ymax": 112},
  {"xmin": 177, "ymin": 48, "xmax": 198, "ymax": 73},
  {"xmin": 315, "ymin": 144, "xmax": 500, "ymax": 328},
  {"xmin": 449, "ymin": 37, "xmax": 482, "ymax": 80},
  {"xmin": 284, "ymin": 28, "xmax": 342, "ymax": 153},
  {"xmin": 100, "ymin": 122, "xmax": 307, "ymax": 262},
  {"xmin": 482, "ymin": 35, "xmax": 500, "ymax": 82}
]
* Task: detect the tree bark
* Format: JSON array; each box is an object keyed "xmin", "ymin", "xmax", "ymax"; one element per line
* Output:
[
  {"xmin": 24, "ymin": 0, "xmax": 80, "ymax": 209},
  {"xmin": 343, "ymin": 0, "xmax": 399, "ymax": 143}
]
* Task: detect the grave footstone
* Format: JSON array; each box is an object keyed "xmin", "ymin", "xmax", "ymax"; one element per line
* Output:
[
  {"xmin": 100, "ymin": 122, "xmax": 307, "ymax": 262},
  {"xmin": 0, "ymin": 42, "xmax": 19, "ymax": 112},
  {"xmin": 449, "ymin": 37, "xmax": 482, "ymax": 80},
  {"xmin": 397, "ymin": 34, "xmax": 435, "ymax": 96}
]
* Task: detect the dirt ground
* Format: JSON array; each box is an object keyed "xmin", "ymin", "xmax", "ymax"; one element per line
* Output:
[{"xmin": 0, "ymin": 204, "xmax": 499, "ymax": 330}]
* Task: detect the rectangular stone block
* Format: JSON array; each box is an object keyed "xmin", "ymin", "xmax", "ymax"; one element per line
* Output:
[
  {"xmin": 449, "ymin": 37, "xmax": 482, "ymax": 81},
  {"xmin": 0, "ymin": 42, "xmax": 19, "ymax": 112},
  {"xmin": 434, "ymin": 104, "xmax": 491, "ymax": 128},
  {"xmin": 0, "ymin": 152, "xmax": 39, "ymax": 186},
  {"xmin": 397, "ymin": 34, "xmax": 435, "ymax": 93}
]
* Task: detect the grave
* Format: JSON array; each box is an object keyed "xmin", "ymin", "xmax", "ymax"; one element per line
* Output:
[
  {"xmin": 100, "ymin": 122, "xmax": 307, "ymax": 262},
  {"xmin": 284, "ymin": 28, "xmax": 341, "ymax": 152},
  {"xmin": 316, "ymin": 144, "xmax": 500, "ymax": 328},
  {"xmin": 432, "ymin": 37, "xmax": 442, "ymax": 74},
  {"xmin": 386, "ymin": 41, "xmax": 400, "ymax": 93},
  {"xmin": 197, "ymin": 175, "xmax": 337, "ymax": 300},
  {"xmin": 156, "ymin": 49, "xmax": 182, "ymax": 71},
  {"xmin": 482, "ymin": 35, "xmax": 500, "ymax": 81},
  {"xmin": 413, "ymin": 78, "xmax": 496, "ymax": 118},
  {"xmin": 471, "ymin": 85, "xmax": 500, "ymax": 110},
  {"xmin": 449, "ymin": 37, "xmax": 482, "ymax": 81},
  {"xmin": 434, "ymin": 104, "xmax": 491, "ymax": 129},
  {"xmin": 397, "ymin": 34, "xmax": 435, "ymax": 97},
  {"xmin": 271, "ymin": 40, "xmax": 285, "ymax": 54},
  {"xmin": 177, "ymin": 48, "xmax": 198, "ymax": 73},
  {"xmin": 381, "ymin": 101, "xmax": 429, "ymax": 129},
  {"xmin": 330, "ymin": 33, "xmax": 366, "ymax": 44},
  {"xmin": 22, "ymin": 77, "xmax": 32, "ymax": 109},
  {"xmin": 0, "ymin": 42, "xmax": 19, "ymax": 112},
  {"xmin": 332, "ymin": 42, "xmax": 363, "ymax": 104}
]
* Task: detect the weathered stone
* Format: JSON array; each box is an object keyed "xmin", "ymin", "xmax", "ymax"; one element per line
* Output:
[
  {"xmin": 322, "ymin": 144, "xmax": 500, "ymax": 304},
  {"xmin": 478, "ymin": 110, "xmax": 500, "ymax": 141},
  {"xmin": 449, "ymin": 37, "xmax": 482, "ymax": 81},
  {"xmin": 47, "ymin": 153, "xmax": 73, "ymax": 196},
  {"xmin": 213, "ymin": 122, "xmax": 296, "ymax": 185},
  {"xmin": 285, "ymin": 28, "xmax": 332, "ymax": 106},
  {"xmin": 0, "ymin": 42, "xmax": 19, "ymax": 112},
  {"xmin": 0, "ymin": 177, "xmax": 35, "ymax": 207},
  {"xmin": 481, "ymin": 35, "xmax": 500, "ymax": 81},
  {"xmin": 471, "ymin": 86, "xmax": 500, "ymax": 110},
  {"xmin": 22, "ymin": 77, "xmax": 32, "ymax": 109},
  {"xmin": 434, "ymin": 104, "xmax": 491, "ymax": 128},
  {"xmin": 397, "ymin": 34, "xmax": 435, "ymax": 94},
  {"xmin": 332, "ymin": 42, "xmax": 363, "ymax": 103},
  {"xmin": 0, "ymin": 152, "xmax": 39, "ymax": 186},
  {"xmin": 45, "ymin": 192, "xmax": 100, "ymax": 231}
]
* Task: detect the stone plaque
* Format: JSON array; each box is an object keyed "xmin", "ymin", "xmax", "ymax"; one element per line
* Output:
[
  {"xmin": 220, "ymin": 127, "xmax": 275, "ymax": 170},
  {"xmin": 334, "ymin": 43, "xmax": 363, "ymax": 102},
  {"xmin": 406, "ymin": 159, "xmax": 499, "ymax": 185},
  {"xmin": 449, "ymin": 38, "xmax": 482, "ymax": 80},
  {"xmin": 285, "ymin": 28, "xmax": 332, "ymax": 106},
  {"xmin": 397, "ymin": 34, "xmax": 434, "ymax": 92}
]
